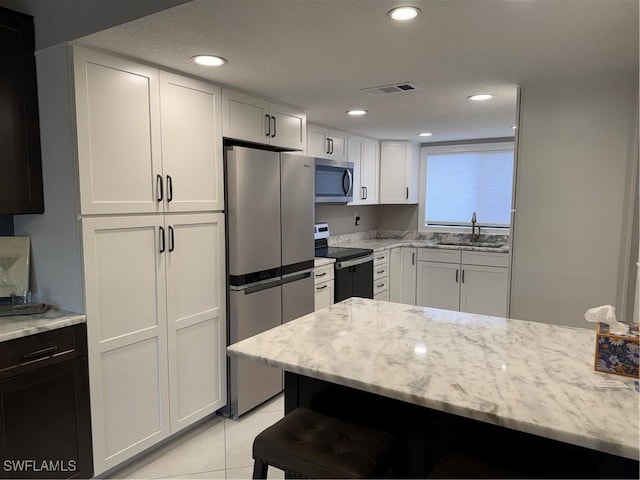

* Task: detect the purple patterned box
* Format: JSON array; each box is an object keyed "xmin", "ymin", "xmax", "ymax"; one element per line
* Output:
[{"xmin": 594, "ymin": 322, "xmax": 639, "ymax": 378}]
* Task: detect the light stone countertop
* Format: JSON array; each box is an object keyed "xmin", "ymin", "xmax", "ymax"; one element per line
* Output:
[
  {"xmin": 332, "ymin": 238, "xmax": 509, "ymax": 253},
  {"xmin": 314, "ymin": 257, "xmax": 335, "ymax": 267},
  {"xmin": 228, "ymin": 297, "xmax": 639, "ymax": 461},
  {"xmin": 0, "ymin": 307, "xmax": 86, "ymax": 342}
]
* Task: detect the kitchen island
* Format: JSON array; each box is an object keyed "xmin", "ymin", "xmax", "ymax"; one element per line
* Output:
[{"xmin": 227, "ymin": 298, "xmax": 639, "ymax": 478}]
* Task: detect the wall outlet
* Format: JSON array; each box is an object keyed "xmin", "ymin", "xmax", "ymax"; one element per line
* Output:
[{"xmin": 355, "ymin": 213, "xmax": 360, "ymax": 226}]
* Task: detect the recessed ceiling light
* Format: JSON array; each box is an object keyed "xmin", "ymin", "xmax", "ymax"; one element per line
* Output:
[
  {"xmin": 347, "ymin": 109, "xmax": 367, "ymax": 116},
  {"xmin": 467, "ymin": 94, "xmax": 494, "ymax": 101},
  {"xmin": 388, "ymin": 6, "xmax": 421, "ymax": 21},
  {"xmin": 418, "ymin": 132, "xmax": 433, "ymax": 137},
  {"xmin": 191, "ymin": 55, "xmax": 227, "ymax": 67}
]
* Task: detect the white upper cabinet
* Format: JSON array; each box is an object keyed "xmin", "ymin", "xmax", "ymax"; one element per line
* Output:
[
  {"xmin": 74, "ymin": 48, "xmax": 162, "ymax": 215},
  {"xmin": 307, "ymin": 123, "xmax": 348, "ymax": 161},
  {"xmin": 221, "ymin": 89, "xmax": 306, "ymax": 150},
  {"xmin": 73, "ymin": 47, "xmax": 223, "ymax": 215},
  {"xmin": 348, "ymin": 135, "xmax": 379, "ymax": 205},
  {"xmin": 379, "ymin": 141, "xmax": 419, "ymax": 204},
  {"xmin": 159, "ymin": 72, "xmax": 223, "ymax": 212}
]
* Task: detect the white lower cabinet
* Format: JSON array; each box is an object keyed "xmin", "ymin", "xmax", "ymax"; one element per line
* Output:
[
  {"xmin": 314, "ymin": 263, "xmax": 335, "ymax": 311},
  {"xmin": 82, "ymin": 213, "xmax": 226, "ymax": 473},
  {"xmin": 373, "ymin": 250, "xmax": 390, "ymax": 301},
  {"xmin": 389, "ymin": 247, "xmax": 417, "ymax": 304},
  {"xmin": 416, "ymin": 248, "xmax": 509, "ymax": 317}
]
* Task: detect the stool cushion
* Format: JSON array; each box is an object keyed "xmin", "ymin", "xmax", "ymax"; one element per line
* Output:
[{"xmin": 253, "ymin": 407, "xmax": 396, "ymax": 479}]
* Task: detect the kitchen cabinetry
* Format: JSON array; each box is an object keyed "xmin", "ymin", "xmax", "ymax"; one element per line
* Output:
[
  {"xmin": 221, "ymin": 89, "xmax": 306, "ymax": 150},
  {"xmin": 348, "ymin": 135, "xmax": 379, "ymax": 205},
  {"xmin": 389, "ymin": 247, "xmax": 417, "ymax": 304},
  {"xmin": 0, "ymin": 324, "xmax": 92, "ymax": 479},
  {"xmin": 15, "ymin": 45, "xmax": 227, "ymax": 476},
  {"xmin": 373, "ymin": 250, "xmax": 390, "ymax": 301},
  {"xmin": 0, "ymin": 7, "xmax": 43, "ymax": 214},
  {"xmin": 73, "ymin": 49, "xmax": 223, "ymax": 214},
  {"xmin": 307, "ymin": 124, "xmax": 348, "ymax": 161},
  {"xmin": 379, "ymin": 141, "xmax": 419, "ymax": 204},
  {"xmin": 416, "ymin": 249, "xmax": 509, "ymax": 317},
  {"xmin": 314, "ymin": 263, "xmax": 335, "ymax": 311}
]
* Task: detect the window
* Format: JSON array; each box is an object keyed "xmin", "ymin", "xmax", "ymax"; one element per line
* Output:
[{"xmin": 419, "ymin": 142, "xmax": 514, "ymax": 231}]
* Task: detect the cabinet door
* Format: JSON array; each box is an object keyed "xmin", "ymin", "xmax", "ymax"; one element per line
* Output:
[
  {"xmin": 314, "ymin": 281, "xmax": 334, "ymax": 311},
  {"xmin": 416, "ymin": 261, "xmax": 460, "ymax": 311},
  {"xmin": 160, "ymin": 72, "xmax": 223, "ymax": 212},
  {"xmin": 361, "ymin": 138, "xmax": 379, "ymax": 204},
  {"xmin": 269, "ymin": 102, "xmax": 306, "ymax": 150},
  {"xmin": 165, "ymin": 213, "xmax": 226, "ymax": 432},
  {"xmin": 379, "ymin": 141, "xmax": 410, "ymax": 203},
  {"xmin": 221, "ymin": 89, "xmax": 270, "ymax": 144},
  {"xmin": 460, "ymin": 265, "xmax": 509, "ymax": 317},
  {"xmin": 328, "ymin": 129, "xmax": 348, "ymax": 162},
  {"xmin": 400, "ymin": 247, "xmax": 417, "ymax": 305},
  {"xmin": 307, "ymin": 124, "xmax": 330, "ymax": 158},
  {"xmin": 0, "ymin": 9, "xmax": 43, "ymax": 214},
  {"xmin": 74, "ymin": 47, "xmax": 162, "ymax": 215},
  {"xmin": 347, "ymin": 135, "xmax": 366, "ymax": 205},
  {"xmin": 81, "ymin": 216, "xmax": 169, "ymax": 474}
]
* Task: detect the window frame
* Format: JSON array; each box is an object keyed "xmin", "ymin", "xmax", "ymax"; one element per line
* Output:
[{"xmin": 418, "ymin": 141, "xmax": 515, "ymax": 234}]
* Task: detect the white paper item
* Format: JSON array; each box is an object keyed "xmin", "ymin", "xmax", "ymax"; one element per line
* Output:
[{"xmin": 584, "ymin": 305, "xmax": 629, "ymax": 335}]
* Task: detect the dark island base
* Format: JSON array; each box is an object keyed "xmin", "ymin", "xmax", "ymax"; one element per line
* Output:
[{"xmin": 284, "ymin": 372, "xmax": 639, "ymax": 479}]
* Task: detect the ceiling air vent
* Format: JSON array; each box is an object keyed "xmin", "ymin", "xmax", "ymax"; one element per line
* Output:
[{"xmin": 361, "ymin": 82, "xmax": 421, "ymax": 95}]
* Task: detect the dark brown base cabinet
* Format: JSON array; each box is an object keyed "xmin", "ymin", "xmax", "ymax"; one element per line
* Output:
[
  {"xmin": 0, "ymin": 6, "xmax": 44, "ymax": 214},
  {"xmin": 0, "ymin": 324, "xmax": 92, "ymax": 479}
]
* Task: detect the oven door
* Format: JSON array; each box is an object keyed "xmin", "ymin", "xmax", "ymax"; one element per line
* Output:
[
  {"xmin": 315, "ymin": 158, "xmax": 354, "ymax": 203},
  {"xmin": 334, "ymin": 255, "xmax": 374, "ymax": 302}
]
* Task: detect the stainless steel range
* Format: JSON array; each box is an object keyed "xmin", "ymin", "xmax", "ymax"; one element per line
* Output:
[{"xmin": 314, "ymin": 223, "xmax": 374, "ymax": 302}]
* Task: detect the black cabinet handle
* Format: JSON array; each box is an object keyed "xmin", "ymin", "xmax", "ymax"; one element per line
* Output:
[
  {"xmin": 364, "ymin": 186, "xmax": 368, "ymax": 199},
  {"xmin": 326, "ymin": 138, "xmax": 330, "ymax": 154},
  {"xmin": 455, "ymin": 269, "xmax": 459, "ymax": 283},
  {"xmin": 166, "ymin": 175, "xmax": 173, "ymax": 202},
  {"xmin": 377, "ymin": 270, "xmax": 385, "ymax": 274},
  {"xmin": 271, "ymin": 116, "xmax": 276, "ymax": 138},
  {"xmin": 159, "ymin": 226, "xmax": 166, "ymax": 253},
  {"xmin": 412, "ymin": 252, "xmax": 415, "ymax": 265},
  {"xmin": 316, "ymin": 272, "xmax": 327, "ymax": 278},
  {"xmin": 265, "ymin": 114, "xmax": 271, "ymax": 137},
  {"xmin": 462, "ymin": 269, "xmax": 465, "ymax": 283},
  {"xmin": 21, "ymin": 346, "xmax": 58, "ymax": 361},
  {"xmin": 406, "ymin": 187, "xmax": 409, "ymax": 200},
  {"xmin": 168, "ymin": 226, "xmax": 175, "ymax": 252},
  {"xmin": 330, "ymin": 138, "xmax": 334, "ymax": 154},
  {"xmin": 376, "ymin": 283, "xmax": 385, "ymax": 288},
  {"xmin": 316, "ymin": 284, "xmax": 328, "ymax": 291},
  {"xmin": 156, "ymin": 174, "xmax": 163, "ymax": 202}
]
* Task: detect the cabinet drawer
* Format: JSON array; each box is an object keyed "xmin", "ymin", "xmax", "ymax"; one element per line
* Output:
[
  {"xmin": 374, "ymin": 265, "xmax": 389, "ymax": 280},
  {"xmin": 373, "ymin": 250, "xmax": 389, "ymax": 265},
  {"xmin": 462, "ymin": 251, "xmax": 509, "ymax": 268},
  {"xmin": 314, "ymin": 264, "xmax": 334, "ymax": 284},
  {"xmin": 374, "ymin": 290, "xmax": 390, "ymax": 302},
  {"xmin": 417, "ymin": 248, "xmax": 461, "ymax": 264},
  {"xmin": 374, "ymin": 278, "xmax": 389, "ymax": 295},
  {"xmin": 0, "ymin": 324, "xmax": 87, "ymax": 380}
]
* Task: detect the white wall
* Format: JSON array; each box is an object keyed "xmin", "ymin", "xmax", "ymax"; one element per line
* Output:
[{"xmin": 510, "ymin": 71, "xmax": 638, "ymax": 328}]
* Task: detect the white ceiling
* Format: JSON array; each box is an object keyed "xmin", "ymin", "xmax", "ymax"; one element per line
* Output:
[{"xmin": 76, "ymin": 0, "xmax": 639, "ymax": 142}]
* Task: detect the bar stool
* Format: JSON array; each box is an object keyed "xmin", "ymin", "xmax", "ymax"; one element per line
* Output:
[{"xmin": 252, "ymin": 407, "xmax": 396, "ymax": 479}]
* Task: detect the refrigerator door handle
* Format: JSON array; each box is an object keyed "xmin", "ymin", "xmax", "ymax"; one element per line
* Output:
[{"xmin": 280, "ymin": 269, "xmax": 313, "ymax": 285}]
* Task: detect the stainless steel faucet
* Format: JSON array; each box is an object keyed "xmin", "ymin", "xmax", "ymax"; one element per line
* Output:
[{"xmin": 470, "ymin": 211, "xmax": 481, "ymax": 242}]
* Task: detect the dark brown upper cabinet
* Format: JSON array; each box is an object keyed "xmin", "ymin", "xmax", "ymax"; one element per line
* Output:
[{"xmin": 0, "ymin": 7, "xmax": 43, "ymax": 214}]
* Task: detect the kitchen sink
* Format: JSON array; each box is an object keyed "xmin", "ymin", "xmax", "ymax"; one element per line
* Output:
[{"xmin": 436, "ymin": 241, "xmax": 506, "ymax": 248}]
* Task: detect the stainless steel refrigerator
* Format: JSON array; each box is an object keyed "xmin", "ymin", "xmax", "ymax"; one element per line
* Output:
[{"xmin": 224, "ymin": 145, "xmax": 315, "ymax": 418}]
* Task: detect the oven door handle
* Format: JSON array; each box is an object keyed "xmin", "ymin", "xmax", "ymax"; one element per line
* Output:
[{"xmin": 335, "ymin": 254, "xmax": 374, "ymax": 270}]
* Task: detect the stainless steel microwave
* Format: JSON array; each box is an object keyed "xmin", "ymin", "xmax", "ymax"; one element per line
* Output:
[{"xmin": 314, "ymin": 158, "xmax": 354, "ymax": 203}]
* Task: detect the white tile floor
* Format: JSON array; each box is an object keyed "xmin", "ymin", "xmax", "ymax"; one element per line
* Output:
[{"xmin": 108, "ymin": 394, "xmax": 285, "ymax": 480}]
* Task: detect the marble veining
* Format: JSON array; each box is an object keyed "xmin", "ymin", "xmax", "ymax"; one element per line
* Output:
[
  {"xmin": 328, "ymin": 230, "xmax": 509, "ymax": 253},
  {"xmin": 228, "ymin": 298, "xmax": 639, "ymax": 461},
  {"xmin": 0, "ymin": 307, "xmax": 86, "ymax": 342}
]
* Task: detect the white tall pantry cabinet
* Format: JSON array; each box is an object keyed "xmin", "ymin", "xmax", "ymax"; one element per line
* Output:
[{"xmin": 15, "ymin": 45, "xmax": 226, "ymax": 475}]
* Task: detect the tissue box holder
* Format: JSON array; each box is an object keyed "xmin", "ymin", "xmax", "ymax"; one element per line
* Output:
[{"xmin": 594, "ymin": 322, "xmax": 639, "ymax": 378}]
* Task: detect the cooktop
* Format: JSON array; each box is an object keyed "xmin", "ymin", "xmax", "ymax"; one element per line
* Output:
[{"xmin": 314, "ymin": 222, "xmax": 373, "ymax": 261}]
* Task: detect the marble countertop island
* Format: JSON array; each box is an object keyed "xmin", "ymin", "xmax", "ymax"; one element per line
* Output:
[
  {"xmin": 0, "ymin": 307, "xmax": 86, "ymax": 342},
  {"xmin": 228, "ymin": 298, "xmax": 639, "ymax": 461}
]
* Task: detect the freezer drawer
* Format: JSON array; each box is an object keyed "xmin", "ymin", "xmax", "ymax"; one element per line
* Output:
[
  {"xmin": 281, "ymin": 271, "xmax": 314, "ymax": 323},
  {"xmin": 228, "ymin": 283, "xmax": 282, "ymax": 417}
]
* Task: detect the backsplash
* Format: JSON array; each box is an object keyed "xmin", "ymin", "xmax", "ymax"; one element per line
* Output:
[{"xmin": 0, "ymin": 215, "xmax": 14, "ymax": 235}]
